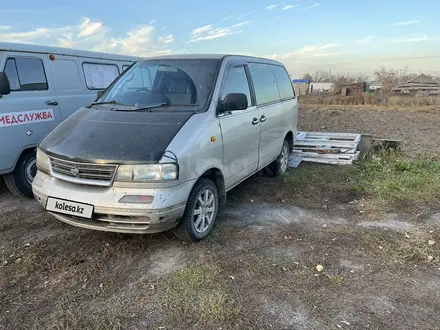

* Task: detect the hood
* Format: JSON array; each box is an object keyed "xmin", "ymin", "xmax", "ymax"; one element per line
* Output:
[{"xmin": 39, "ymin": 107, "xmax": 193, "ymax": 163}]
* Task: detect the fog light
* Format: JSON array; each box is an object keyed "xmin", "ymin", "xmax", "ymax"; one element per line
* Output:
[{"xmin": 118, "ymin": 195, "xmax": 154, "ymax": 204}]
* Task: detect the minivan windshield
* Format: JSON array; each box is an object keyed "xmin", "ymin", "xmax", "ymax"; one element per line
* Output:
[{"xmin": 96, "ymin": 59, "xmax": 220, "ymax": 112}]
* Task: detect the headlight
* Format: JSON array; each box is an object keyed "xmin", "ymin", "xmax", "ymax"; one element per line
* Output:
[
  {"xmin": 36, "ymin": 149, "xmax": 50, "ymax": 171},
  {"xmin": 115, "ymin": 164, "xmax": 178, "ymax": 182}
]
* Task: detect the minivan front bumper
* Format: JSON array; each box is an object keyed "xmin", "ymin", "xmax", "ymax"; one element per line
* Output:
[{"xmin": 32, "ymin": 171, "xmax": 194, "ymax": 234}]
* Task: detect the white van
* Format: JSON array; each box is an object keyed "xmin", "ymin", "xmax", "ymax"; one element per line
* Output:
[{"xmin": 0, "ymin": 43, "xmax": 139, "ymax": 197}]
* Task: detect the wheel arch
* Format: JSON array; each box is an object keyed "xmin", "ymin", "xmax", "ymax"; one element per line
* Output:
[
  {"xmin": 199, "ymin": 168, "xmax": 226, "ymax": 205},
  {"xmin": 285, "ymin": 131, "xmax": 294, "ymax": 151}
]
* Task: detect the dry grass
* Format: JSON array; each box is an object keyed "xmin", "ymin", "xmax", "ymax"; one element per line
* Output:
[{"xmin": 299, "ymin": 93, "xmax": 440, "ymax": 110}]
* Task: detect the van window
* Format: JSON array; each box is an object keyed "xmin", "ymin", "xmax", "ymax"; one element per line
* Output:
[
  {"xmin": 271, "ymin": 65, "xmax": 295, "ymax": 100},
  {"xmin": 221, "ymin": 65, "xmax": 251, "ymax": 106},
  {"xmin": 125, "ymin": 66, "xmax": 154, "ymax": 90},
  {"xmin": 4, "ymin": 57, "xmax": 48, "ymax": 91},
  {"xmin": 4, "ymin": 59, "xmax": 20, "ymax": 91},
  {"xmin": 82, "ymin": 63, "xmax": 119, "ymax": 90},
  {"xmin": 52, "ymin": 59, "xmax": 83, "ymax": 93},
  {"xmin": 248, "ymin": 63, "xmax": 279, "ymax": 105}
]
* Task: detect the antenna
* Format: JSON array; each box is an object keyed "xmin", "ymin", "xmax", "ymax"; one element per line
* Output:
[{"xmin": 171, "ymin": 47, "xmax": 193, "ymax": 54}]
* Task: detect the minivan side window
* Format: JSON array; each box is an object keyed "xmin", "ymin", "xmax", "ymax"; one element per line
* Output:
[
  {"xmin": 271, "ymin": 65, "xmax": 295, "ymax": 100},
  {"xmin": 248, "ymin": 63, "xmax": 280, "ymax": 105},
  {"xmin": 221, "ymin": 65, "xmax": 251, "ymax": 106},
  {"xmin": 82, "ymin": 63, "xmax": 120, "ymax": 90},
  {"xmin": 4, "ymin": 58, "xmax": 48, "ymax": 91}
]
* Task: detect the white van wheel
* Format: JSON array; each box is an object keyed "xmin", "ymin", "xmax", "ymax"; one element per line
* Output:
[
  {"xmin": 3, "ymin": 150, "xmax": 36, "ymax": 198},
  {"xmin": 174, "ymin": 178, "xmax": 219, "ymax": 242},
  {"xmin": 269, "ymin": 140, "xmax": 290, "ymax": 176}
]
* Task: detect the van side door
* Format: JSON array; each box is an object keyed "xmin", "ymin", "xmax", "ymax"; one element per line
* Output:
[
  {"xmin": 0, "ymin": 53, "xmax": 62, "ymax": 174},
  {"xmin": 247, "ymin": 62, "xmax": 285, "ymax": 168},
  {"xmin": 218, "ymin": 61, "xmax": 260, "ymax": 190},
  {"xmin": 49, "ymin": 55, "xmax": 93, "ymax": 120}
]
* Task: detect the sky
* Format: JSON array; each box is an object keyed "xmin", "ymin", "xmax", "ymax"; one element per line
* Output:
[{"xmin": 1, "ymin": 0, "xmax": 440, "ymax": 78}]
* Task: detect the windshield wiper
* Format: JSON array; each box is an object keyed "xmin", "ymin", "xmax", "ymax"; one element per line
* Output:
[
  {"xmin": 88, "ymin": 101, "xmax": 134, "ymax": 108},
  {"xmin": 132, "ymin": 103, "xmax": 198, "ymax": 112}
]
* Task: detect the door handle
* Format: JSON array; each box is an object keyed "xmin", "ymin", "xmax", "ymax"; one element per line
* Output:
[
  {"xmin": 260, "ymin": 115, "xmax": 267, "ymax": 123},
  {"xmin": 251, "ymin": 117, "xmax": 259, "ymax": 125},
  {"xmin": 45, "ymin": 100, "xmax": 58, "ymax": 106}
]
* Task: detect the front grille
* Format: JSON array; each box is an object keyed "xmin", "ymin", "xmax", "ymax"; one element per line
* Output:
[{"xmin": 49, "ymin": 157, "xmax": 117, "ymax": 186}]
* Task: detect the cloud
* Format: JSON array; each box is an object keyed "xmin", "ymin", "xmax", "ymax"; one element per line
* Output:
[
  {"xmin": 354, "ymin": 36, "xmax": 374, "ymax": 45},
  {"xmin": 0, "ymin": 26, "xmax": 11, "ymax": 31},
  {"xmin": 159, "ymin": 34, "xmax": 174, "ymax": 44},
  {"xmin": 192, "ymin": 25, "xmax": 213, "ymax": 35},
  {"xmin": 236, "ymin": 12, "xmax": 252, "ymax": 20},
  {"xmin": 265, "ymin": 2, "xmax": 285, "ymax": 10},
  {"xmin": 282, "ymin": 4, "xmax": 299, "ymax": 10},
  {"xmin": 390, "ymin": 20, "xmax": 419, "ymax": 26},
  {"xmin": 189, "ymin": 21, "xmax": 250, "ymax": 42},
  {"xmin": 266, "ymin": 43, "xmax": 340, "ymax": 59},
  {"xmin": 0, "ymin": 17, "xmax": 174, "ymax": 57},
  {"xmin": 311, "ymin": 53, "xmax": 340, "ymax": 57},
  {"xmin": 77, "ymin": 18, "xmax": 106, "ymax": 38},
  {"xmin": 393, "ymin": 34, "xmax": 437, "ymax": 43},
  {"xmin": 302, "ymin": 3, "xmax": 319, "ymax": 10},
  {"xmin": 149, "ymin": 19, "xmax": 156, "ymax": 25}
]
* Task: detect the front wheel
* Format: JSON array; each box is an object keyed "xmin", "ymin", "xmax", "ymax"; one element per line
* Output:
[
  {"xmin": 268, "ymin": 140, "xmax": 290, "ymax": 176},
  {"xmin": 3, "ymin": 150, "xmax": 36, "ymax": 198},
  {"xmin": 174, "ymin": 178, "xmax": 219, "ymax": 242}
]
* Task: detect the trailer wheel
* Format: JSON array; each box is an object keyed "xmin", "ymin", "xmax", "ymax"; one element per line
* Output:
[{"xmin": 4, "ymin": 150, "xmax": 36, "ymax": 198}]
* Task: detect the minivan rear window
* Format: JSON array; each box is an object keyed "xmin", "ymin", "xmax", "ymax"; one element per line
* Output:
[
  {"xmin": 271, "ymin": 65, "xmax": 295, "ymax": 100},
  {"xmin": 248, "ymin": 63, "xmax": 280, "ymax": 105}
]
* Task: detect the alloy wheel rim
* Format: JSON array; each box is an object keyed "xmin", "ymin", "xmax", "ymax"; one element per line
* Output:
[
  {"xmin": 281, "ymin": 144, "xmax": 289, "ymax": 172},
  {"xmin": 193, "ymin": 189, "xmax": 216, "ymax": 233}
]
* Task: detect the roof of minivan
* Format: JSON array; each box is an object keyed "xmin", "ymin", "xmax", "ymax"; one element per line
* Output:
[
  {"xmin": 0, "ymin": 42, "xmax": 140, "ymax": 62},
  {"xmin": 143, "ymin": 54, "xmax": 285, "ymax": 66}
]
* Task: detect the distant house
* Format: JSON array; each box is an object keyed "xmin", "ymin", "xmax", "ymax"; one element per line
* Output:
[
  {"xmin": 310, "ymin": 82, "xmax": 334, "ymax": 94},
  {"xmin": 292, "ymin": 79, "xmax": 310, "ymax": 96},
  {"xmin": 394, "ymin": 74, "xmax": 439, "ymax": 95},
  {"xmin": 369, "ymin": 81, "xmax": 382, "ymax": 91}
]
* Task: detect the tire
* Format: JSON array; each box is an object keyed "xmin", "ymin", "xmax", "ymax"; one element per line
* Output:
[
  {"xmin": 3, "ymin": 150, "xmax": 36, "ymax": 198},
  {"xmin": 174, "ymin": 178, "xmax": 219, "ymax": 242},
  {"xmin": 269, "ymin": 140, "xmax": 290, "ymax": 176}
]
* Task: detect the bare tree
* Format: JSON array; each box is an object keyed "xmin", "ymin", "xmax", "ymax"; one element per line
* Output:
[
  {"xmin": 374, "ymin": 67, "xmax": 400, "ymax": 92},
  {"xmin": 314, "ymin": 70, "xmax": 333, "ymax": 82},
  {"xmin": 354, "ymin": 74, "xmax": 370, "ymax": 83},
  {"xmin": 302, "ymin": 73, "xmax": 313, "ymax": 82}
]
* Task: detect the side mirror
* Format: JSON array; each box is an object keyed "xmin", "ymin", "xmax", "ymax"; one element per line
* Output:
[
  {"xmin": 218, "ymin": 93, "xmax": 248, "ymax": 113},
  {"xmin": 96, "ymin": 90, "xmax": 104, "ymax": 99},
  {"xmin": 0, "ymin": 72, "xmax": 11, "ymax": 96}
]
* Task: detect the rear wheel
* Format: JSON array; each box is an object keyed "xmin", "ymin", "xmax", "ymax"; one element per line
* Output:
[
  {"xmin": 3, "ymin": 150, "xmax": 36, "ymax": 198},
  {"xmin": 174, "ymin": 178, "xmax": 219, "ymax": 242},
  {"xmin": 269, "ymin": 140, "xmax": 290, "ymax": 176}
]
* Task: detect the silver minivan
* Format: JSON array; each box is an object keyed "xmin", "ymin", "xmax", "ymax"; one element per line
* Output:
[{"xmin": 31, "ymin": 54, "xmax": 298, "ymax": 242}]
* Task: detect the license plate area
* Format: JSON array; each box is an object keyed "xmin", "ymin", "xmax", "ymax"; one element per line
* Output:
[{"xmin": 46, "ymin": 197, "xmax": 94, "ymax": 219}]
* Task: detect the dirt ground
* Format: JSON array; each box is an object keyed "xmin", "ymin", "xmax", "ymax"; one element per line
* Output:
[
  {"xmin": 1, "ymin": 108, "xmax": 440, "ymax": 330},
  {"xmin": 298, "ymin": 107, "xmax": 440, "ymax": 154}
]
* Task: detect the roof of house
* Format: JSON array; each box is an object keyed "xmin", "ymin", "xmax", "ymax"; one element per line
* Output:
[{"xmin": 395, "ymin": 74, "xmax": 439, "ymax": 90}]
